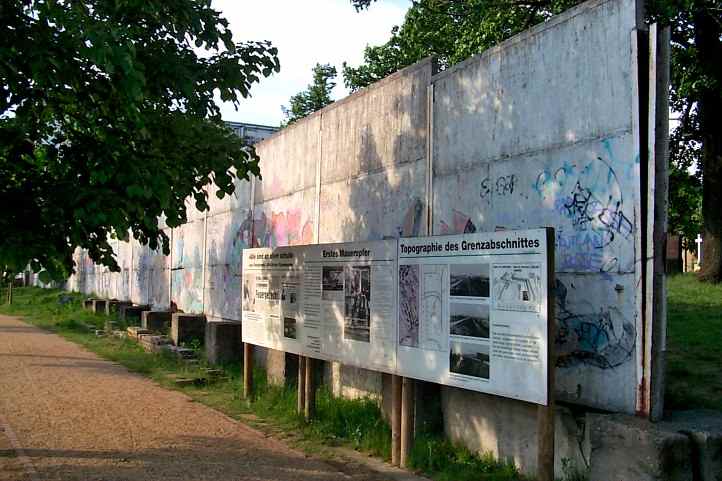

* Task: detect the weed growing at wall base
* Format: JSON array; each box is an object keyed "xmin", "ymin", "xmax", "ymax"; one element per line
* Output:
[{"xmin": 409, "ymin": 433, "xmax": 521, "ymax": 481}]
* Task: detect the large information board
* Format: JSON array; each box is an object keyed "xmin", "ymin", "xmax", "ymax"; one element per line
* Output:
[
  {"xmin": 242, "ymin": 241, "xmax": 398, "ymax": 373},
  {"xmin": 241, "ymin": 228, "xmax": 551, "ymax": 405},
  {"xmin": 397, "ymin": 229, "xmax": 551, "ymax": 405}
]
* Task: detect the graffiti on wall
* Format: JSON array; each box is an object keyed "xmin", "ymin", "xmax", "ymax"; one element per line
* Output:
[
  {"xmin": 480, "ymin": 174, "xmax": 517, "ymax": 199},
  {"xmin": 204, "ymin": 211, "xmax": 252, "ymax": 320},
  {"xmin": 439, "ymin": 209, "xmax": 477, "ymax": 235},
  {"xmin": 171, "ymin": 224, "xmax": 204, "ymax": 313},
  {"xmin": 437, "ymin": 208, "xmax": 636, "ymax": 370},
  {"xmin": 398, "ymin": 198, "xmax": 424, "ymax": 237},
  {"xmin": 253, "ymin": 209, "xmax": 313, "ymax": 248},
  {"xmin": 533, "ymin": 143, "xmax": 634, "ymax": 274},
  {"xmin": 555, "ymin": 279, "xmax": 635, "ymax": 369}
]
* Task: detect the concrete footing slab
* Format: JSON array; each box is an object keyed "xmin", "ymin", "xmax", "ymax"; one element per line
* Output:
[
  {"xmin": 141, "ymin": 311, "xmax": 172, "ymax": 333},
  {"xmin": 104, "ymin": 318, "xmax": 118, "ymax": 333},
  {"xmin": 127, "ymin": 326, "xmax": 152, "ymax": 339},
  {"xmin": 138, "ymin": 334, "xmax": 173, "ymax": 353},
  {"xmin": 205, "ymin": 321, "xmax": 241, "ymax": 365},
  {"xmin": 664, "ymin": 410, "xmax": 722, "ymax": 481},
  {"xmin": 588, "ymin": 413, "xmax": 693, "ymax": 481},
  {"xmin": 171, "ymin": 313, "xmax": 206, "ymax": 346}
]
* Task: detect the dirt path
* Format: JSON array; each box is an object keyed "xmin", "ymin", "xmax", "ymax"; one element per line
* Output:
[{"xmin": 0, "ymin": 315, "xmax": 396, "ymax": 481}]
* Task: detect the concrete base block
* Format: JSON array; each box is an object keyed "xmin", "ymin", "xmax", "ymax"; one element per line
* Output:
[
  {"xmin": 104, "ymin": 318, "xmax": 118, "ymax": 333},
  {"xmin": 106, "ymin": 300, "xmax": 132, "ymax": 316},
  {"xmin": 141, "ymin": 311, "xmax": 172, "ymax": 332},
  {"xmin": 119, "ymin": 305, "xmax": 150, "ymax": 324},
  {"xmin": 91, "ymin": 299, "xmax": 107, "ymax": 314},
  {"xmin": 167, "ymin": 346, "xmax": 197, "ymax": 360},
  {"xmin": 326, "ymin": 362, "xmax": 382, "ymax": 400},
  {"xmin": 253, "ymin": 346, "xmax": 287, "ymax": 386},
  {"xmin": 138, "ymin": 335, "xmax": 173, "ymax": 353},
  {"xmin": 589, "ymin": 413, "xmax": 693, "ymax": 481},
  {"xmin": 665, "ymin": 410, "xmax": 722, "ymax": 481},
  {"xmin": 205, "ymin": 321, "xmax": 241, "ymax": 365},
  {"xmin": 83, "ymin": 298, "xmax": 99, "ymax": 310},
  {"xmin": 127, "ymin": 326, "xmax": 152, "ymax": 339},
  {"xmin": 442, "ymin": 386, "xmax": 588, "ymax": 477},
  {"xmin": 171, "ymin": 313, "xmax": 206, "ymax": 346}
]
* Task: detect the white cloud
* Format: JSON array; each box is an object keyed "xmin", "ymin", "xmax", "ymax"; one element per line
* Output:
[{"xmin": 211, "ymin": 0, "xmax": 410, "ymax": 126}]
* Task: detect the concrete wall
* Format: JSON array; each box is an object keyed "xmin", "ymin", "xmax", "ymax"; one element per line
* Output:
[
  {"xmin": 431, "ymin": 0, "xmax": 640, "ymax": 416},
  {"xmin": 67, "ymin": 0, "xmax": 655, "ymax": 475}
]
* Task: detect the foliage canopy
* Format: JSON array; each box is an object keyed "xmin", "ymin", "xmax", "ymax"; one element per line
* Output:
[
  {"xmin": 347, "ymin": 0, "xmax": 721, "ymax": 280},
  {"xmin": 0, "ymin": 0, "xmax": 280, "ymax": 281},
  {"xmin": 282, "ymin": 63, "xmax": 337, "ymax": 126}
]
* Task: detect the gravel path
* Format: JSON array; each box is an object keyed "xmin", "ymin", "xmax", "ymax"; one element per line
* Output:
[{"xmin": 0, "ymin": 315, "xmax": 396, "ymax": 481}]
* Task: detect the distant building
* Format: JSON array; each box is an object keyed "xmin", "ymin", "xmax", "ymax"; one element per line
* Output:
[{"xmin": 225, "ymin": 121, "xmax": 278, "ymax": 145}]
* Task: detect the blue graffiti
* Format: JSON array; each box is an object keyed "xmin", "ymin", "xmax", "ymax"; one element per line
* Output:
[{"xmin": 555, "ymin": 279, "xmax": 635, "ymax": 369}]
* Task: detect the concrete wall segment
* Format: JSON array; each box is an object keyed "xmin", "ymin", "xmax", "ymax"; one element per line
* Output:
[
  {"xmin": 431, "ymin": 0, "xmax": 636, "ymax": 174},
  {"xmin": 254, "ymin": 115, "xmax": 320, "ymax": 203},
  {"xmin": 431, "ymin": 0, "xmax": 640, "ymax": 413}
]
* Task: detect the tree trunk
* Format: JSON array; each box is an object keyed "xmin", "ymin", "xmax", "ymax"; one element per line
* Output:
[{"xmin": 695, "ymin": 5, "xmax": 722, "ymax": 283}]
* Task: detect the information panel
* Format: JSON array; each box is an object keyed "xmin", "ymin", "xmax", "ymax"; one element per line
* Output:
[
  {"xmin": 242, "ymin": 240, "xmax": 398, "ymax": 373},
  {"xmin": 242, "ymin": 246, "xmax": 303, "ymax": 356},
  {"xmin": 241, "ymin": 229, "xmax": 551, "ymax": 405},
  {"xmin": 396, "ymin": 229, "xmax": 550, "ymax": 405}
]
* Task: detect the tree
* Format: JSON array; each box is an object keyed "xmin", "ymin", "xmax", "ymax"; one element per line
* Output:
[
  {"xmin": 344, "ymin": 0, "xmax": 580, "ymax": 91},
  {"xmin": 282, "ymin": 63, "xmax": 337, "ymax": 126},
  {"xmin": 651, "ymin": 0, "xmax": 722, "ymax": 281},
  {"xmin": 347, "ymin": 0, "xmax": 721, "ymax": 282},
  {"xmin": 0, "ymin": 1, "xmax": 280, "ymax": 281}
]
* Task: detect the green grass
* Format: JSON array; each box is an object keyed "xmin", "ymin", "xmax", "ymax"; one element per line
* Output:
[
  {"xmin": 7, "ymin": 276, "xmax": 718, "ymax": 479},
  {"xmin": 409, "ymin": 434, "xmax": 522, "ymax": 481},
  {"xmin": 0, "ymin": 287, "xmax": 525, "ymax": 481},
  {"xmin": 666, "ymin": 274, "xmax": 722, "ymax": 411}
]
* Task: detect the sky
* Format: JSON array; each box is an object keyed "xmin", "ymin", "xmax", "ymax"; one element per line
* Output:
[{"xmin": 211, "ymin": 0, "xmax": 411, "ymax": 127}]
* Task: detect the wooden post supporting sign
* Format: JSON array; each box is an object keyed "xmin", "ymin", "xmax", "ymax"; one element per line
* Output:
[
  {"xmin": 243, "ymin": 342, "xmax": 254, "ymax": 400},
  {"xmin": 537, "ymin": 227, "xmax": 556, "ymax": 481},
  {"xmin": 400, "ymin": 376, "xmax": 414, "ymax": 468},
  {"xmin": 391, "ymin": 374, "xmax": 402, "ymax": 466},
  {"xmin": 304, "ymin": 356, "xmax": 316, "ymax": 421},
  {"xmin": 298, "ymin": 354, "xmax": 306, "ymax": 416}
]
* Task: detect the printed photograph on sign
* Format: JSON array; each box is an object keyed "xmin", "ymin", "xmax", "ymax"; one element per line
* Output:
[
  {"xmin": 283, "ymin": 317, "xmax": 297, "ymax": 339},
  {"xmin": 450, "ymin": 264, "xmax": 490, "ymax": 299},
  {"xmin": 242, "ymin": 274, "xmax": 256, "ymax": 312},
  {"xmin": 450, "ymin": 341, "xmax": 490, "ymax": 380},
  {"xmin": 281, "ymin": 282, "xmax": 298, "ymax": 307},
  {"xmin": 344, "ymin": 265, "xmax": 371, "ymax": 342},
  {"xmin": 492, "ymin": 264, "xmax": 542, "ymax": 312},
  {"xmin": 322, "ymin": 266, "xmax": 344, "ymax": 301},
  {"xmin": 450, "ymin": 302, "xmax": 489, "ymax": 339},
  {"xmin": 399, "ymin": 264, "xmax": 420, "ymax": 347}
]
